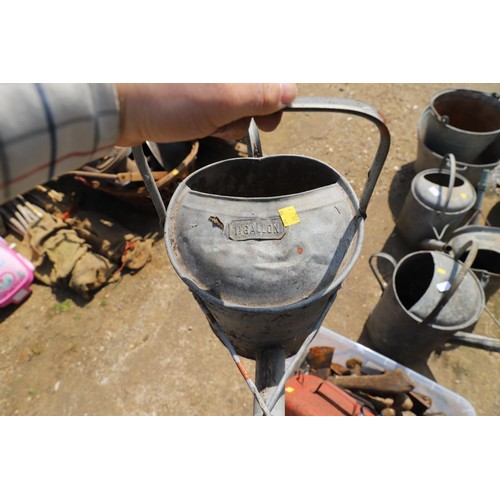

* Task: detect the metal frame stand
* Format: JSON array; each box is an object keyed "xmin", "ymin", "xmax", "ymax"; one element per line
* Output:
[{"xmin": 206, "ymin": 294, "xmax": 337, "ymax": 416}]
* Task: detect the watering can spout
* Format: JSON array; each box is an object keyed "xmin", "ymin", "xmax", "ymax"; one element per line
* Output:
[{"xmin": 420, "ymin": 238, "xmax": 452, "ymax": 252}]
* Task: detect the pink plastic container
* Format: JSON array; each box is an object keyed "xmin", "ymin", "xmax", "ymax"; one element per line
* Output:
[{"xmin": 0, "ymin": 237, "xmax": 35, "ymax": 307}]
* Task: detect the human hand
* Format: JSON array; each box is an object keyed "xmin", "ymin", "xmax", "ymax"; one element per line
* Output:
[{"xmin": 115, "ymin": 83, "xmax": 297, "ymax": 146}]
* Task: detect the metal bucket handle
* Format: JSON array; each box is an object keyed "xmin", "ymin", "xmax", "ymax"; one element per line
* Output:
[
  {"xmin": 247, "ymin": 96, "xmax": 391, "ymax": 219},
  {"xmin": 368, "ymin": 252, "xmax": 397, "ymax": 292},
  {"xmin": 430, "ymin": 88, "xmax": 500, "ymax": 126}
]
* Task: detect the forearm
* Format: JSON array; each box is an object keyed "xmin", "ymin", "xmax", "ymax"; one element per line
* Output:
[
  {"xmin": 0, "ymin": 83, "xmax": 296, "ymax": 205},
  {"xmin": 0, "ymin": 83, "xmax": 120, "ymax": 203}
]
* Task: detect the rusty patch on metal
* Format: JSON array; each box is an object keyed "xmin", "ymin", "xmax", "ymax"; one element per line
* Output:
[{"xmin": 209, "ymin": 216, "xmax": 224, "ymax": 230}]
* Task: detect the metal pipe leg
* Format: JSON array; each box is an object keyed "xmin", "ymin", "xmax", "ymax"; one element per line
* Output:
[{"xmin": 253, "ymin": 347, "xmax": 286, "ymax": 416}]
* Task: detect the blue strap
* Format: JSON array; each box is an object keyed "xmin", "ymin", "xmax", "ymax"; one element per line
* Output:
[{"xmin": 35, "ymin": 83, "xmax": 57, "ymax": 181}]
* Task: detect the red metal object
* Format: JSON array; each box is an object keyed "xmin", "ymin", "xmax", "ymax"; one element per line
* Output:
[{"xmin": 285, "ymin": 374, "xmax": 375, "ymax": 416}]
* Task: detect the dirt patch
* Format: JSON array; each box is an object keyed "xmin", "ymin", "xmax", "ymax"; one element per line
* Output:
[{"xmin": 1, "ymin": 83, "xmax": 498, "ymax": 415}]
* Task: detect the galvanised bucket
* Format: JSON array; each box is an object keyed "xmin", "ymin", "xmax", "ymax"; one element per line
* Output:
[
  {"xmin": 396, "ymin": 154, "xmax": 476, "ymax": 248},
  {"xmin": 426, "ymin": 89, "xmax": 500, "ymax": 164},
  {"xmin": 416, "ymin": 103, "xmax": 500, "ymax": 187},
  {"xmin": 366, "ymin": 248, "xmax": 485, "ymax": 366},
  {"xmin": 164, "ymin": 97, "xmax": 390, "ymax": 359}
]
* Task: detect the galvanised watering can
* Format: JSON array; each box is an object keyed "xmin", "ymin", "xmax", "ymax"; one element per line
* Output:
[
  {"xmin": 163, "ymin": 98, "xmax": 390, "ymax": 360},
  {"xmin": 396, "ymin": 154, "xmax": 476, "ymax": 248},
  {"xmin": 366, "ymin": 245, "xmax": 485, "ymax": 366},
  {"xmin": 133, "ymin": 96, "xmax": 390, "ymax": 415}
]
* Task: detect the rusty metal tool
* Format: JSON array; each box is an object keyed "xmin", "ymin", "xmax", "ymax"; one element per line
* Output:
[
  {"xmin": 331, "ymin": 368, "xmax": 415, "ymax": 395},
  {"xmin": 306, "ymin": 346, "xmax": 335, "ymax": 369},
  {"xmin": 307, "ymin": 346, "xmax": 335, "ymax": 379}
]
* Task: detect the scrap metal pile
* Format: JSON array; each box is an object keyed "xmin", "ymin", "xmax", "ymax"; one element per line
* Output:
[
  {"xmin": 66, "ymin": 141, "xmax": 198, "ymax": 211},
  {"xmin": 285, "ymin": 346, "xmax": 438, "ymax": 416}
]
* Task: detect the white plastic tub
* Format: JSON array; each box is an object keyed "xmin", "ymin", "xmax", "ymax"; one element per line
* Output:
[{"xmin": 290, "ymin": 327, "xmax": 476, "ymax": 416}]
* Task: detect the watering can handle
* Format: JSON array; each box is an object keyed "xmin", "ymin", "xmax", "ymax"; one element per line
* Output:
[
  {"xmin": 438, "ymin": 153, "xmax": 457, "ymax": 211},
  {"xmin": 247, "ymin": 97, "xmax": 391, "ymax": 217},
  {"xmin": 368, "ymin": 252, "xmax": 398, "ymax": 292},
  {"xmin": 282, "ymin": 96, "xmax": 391, "ymax": 218},
  {"xmin": 422, "ymin": 240, "xmax": 479, "ymax": 325}
]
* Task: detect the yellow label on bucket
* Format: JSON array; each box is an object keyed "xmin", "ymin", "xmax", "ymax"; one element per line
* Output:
[
  {"xmin": 437, "ymin": 267, "xmax": 446, "ymax": 275},
  {"xmin": 460, "ymin": 193, "xmax": 469, "ymax": 199},
  {"xmin": 279, "ymin": 206, "xmax": 300, "ymax": 227}
]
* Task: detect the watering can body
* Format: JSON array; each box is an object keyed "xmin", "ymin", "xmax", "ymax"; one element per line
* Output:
[
  {"xmin": 366, "ymin": 250, "xmax": 485, "ymax": 366},
  {"xmin": 396, "ymin": 155, "xmax": 476, "ymax": 248},
  {"xmin": 166, "ymin": 155, "xmax": 363, "ymax": 358},
  {"xmin": 162, "ymin": 97, "xmax": 390, "ymax": 360}
]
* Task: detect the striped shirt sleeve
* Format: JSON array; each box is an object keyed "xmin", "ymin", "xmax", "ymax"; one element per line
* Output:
[{"xmin": 0, "ymin": 83, "xmax": 120, "ymax": 203}]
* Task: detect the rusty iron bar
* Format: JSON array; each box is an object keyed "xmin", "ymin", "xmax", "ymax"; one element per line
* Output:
[{"xmin": 332, "ymin": 368, "xmax": 415, "ymax": 395}]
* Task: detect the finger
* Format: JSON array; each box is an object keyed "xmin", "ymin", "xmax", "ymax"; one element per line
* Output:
[
  {"xmin": 232, "ymin": 83, "xmax": 297, "ymax": 117},
  {"xmin": 204, "ymin": 83, "xmax": 297, "ymax": 126},
  {"xmin": 254, "ymin": 112, "xmax": 283, "ymax": 132},
  {"xmin": 212, "ymin": 111, "xmax": 284, "ymax": 140},
  {"xmin": 211, "ymin": 117, "xmax": 252, "ymax": 140}
]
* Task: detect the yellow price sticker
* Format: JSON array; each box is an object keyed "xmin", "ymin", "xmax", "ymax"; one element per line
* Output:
[
  {"xmin": 460, "ymin": 193, "xmax": 468, "ymax": 199},
  {"xmin": 437, "ymin": 267, "xmax": 446, "ymax": 275},
  {"xmin": 278, "ymin": 206, "xmax": 300, "ymax": 227},
  {"xmin": 285, "ymin": 387, "xmax": 294, "ymax": 393}
]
